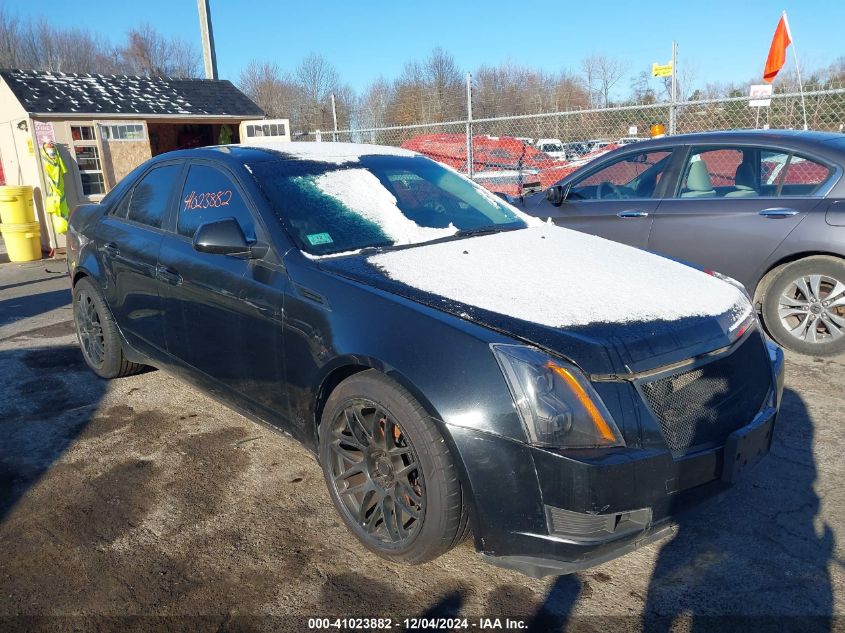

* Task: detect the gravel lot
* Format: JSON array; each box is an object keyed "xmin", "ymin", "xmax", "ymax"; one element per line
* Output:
[{"xmin": 0, "ymin": 254, "xmax": 843, "ymax": 632}]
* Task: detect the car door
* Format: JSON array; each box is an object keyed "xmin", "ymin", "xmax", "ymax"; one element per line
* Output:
[
  {"xmin": 95, "ymin": 162, "xmax": 184, "ymax": 355},
  {"xmin": 158, "ymin": 161, "xmax": 289, "ymax": 416},
  {"xmin": 533, "ymin": 148, "xmax": 676, "ymax": 248},
  {"xmin": 648, "ymin": 145, "xmax": 834, "ymax": 290}
]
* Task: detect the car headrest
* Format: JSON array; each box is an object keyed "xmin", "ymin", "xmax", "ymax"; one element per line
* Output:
[{"xmin": 686, "ymin": 159, "xmax": 714, "ymax": 192}]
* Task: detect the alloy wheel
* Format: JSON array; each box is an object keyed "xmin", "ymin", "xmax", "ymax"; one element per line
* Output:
[
  {"xmin": 75, "ymin": 290, "xmax": 106, "ymax": 367},
  {"xmin": 326, "ymin": 399, "xmax": 425, "ymax": 547},
  {"xmin": 777, "ymin": 274, "xmax": 845, "ymax": 344}
]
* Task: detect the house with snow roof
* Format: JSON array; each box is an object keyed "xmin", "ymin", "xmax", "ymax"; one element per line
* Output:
[{"xmin": 0, "ymin": 69, "xmax": 270, "ymax": 251}]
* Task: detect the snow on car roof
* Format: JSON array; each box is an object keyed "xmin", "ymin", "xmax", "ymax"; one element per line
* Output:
[
  {"xmin": 369, "ymin": 226, "xmax": 751, "ymax": 328},
  {"xmin": 238, "ymin": 141, "xmax": 419, "ymax": 164}
]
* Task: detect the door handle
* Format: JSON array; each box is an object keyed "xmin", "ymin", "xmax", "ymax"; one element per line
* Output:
[
  {"xmin": 617, "ymin": 210, "xmax": 649, "ymax": 218},
  {"xmin": 156, "ymin": 265, "xmax": 183, "ymax": 285},
  {"xmin": 759, "ymin": 208, "xmax": 799, "ymax": 218},
  {"xmin": 102, "ymin": 242, "xmax": 120, "ymax": 257}
]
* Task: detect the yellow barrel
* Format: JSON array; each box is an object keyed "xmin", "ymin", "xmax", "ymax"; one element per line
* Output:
[
  {"xmin": 0, "ymin": 185, "xmax": 36, "ymax": 224},
  {"xmin": 0, "ymin": 221, "xmax": 42, "ymax": 262}
]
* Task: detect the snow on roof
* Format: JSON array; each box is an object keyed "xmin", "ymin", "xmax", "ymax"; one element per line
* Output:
[
  {"xmin": 369, "ymin": 226, "xmax": 751, "ymax": 328},
  {"xmin": 0, "ymin": 69, "xmax": 263, "ymax": 117},
  {"xmin": 314, "ymin": 168, "xmax": 457, "ymax": 245},
  {"xmin": 240, "ymin": 141, "xmax": 418, "ymax": 164}
]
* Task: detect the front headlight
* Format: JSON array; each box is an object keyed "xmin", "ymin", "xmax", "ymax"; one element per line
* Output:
[{"xmin": 492, "ymin": 344, "xmax": 625, "ymax": 449}]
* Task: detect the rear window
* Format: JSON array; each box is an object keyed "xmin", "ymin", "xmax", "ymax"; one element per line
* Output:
[{"xmin": 248, "ymin": 155, "xmax": 527, "ymax": 256}]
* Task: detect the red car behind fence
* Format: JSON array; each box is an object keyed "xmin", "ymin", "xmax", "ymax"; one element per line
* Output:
[{"xmin": 400, "ymin": 133, "xmax": 619, "ymax": 196}]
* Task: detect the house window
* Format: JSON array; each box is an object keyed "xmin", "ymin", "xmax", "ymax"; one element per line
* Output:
[
  {"xmin": 100, "ymin": 123, "xmax": 146, "ymax": 141},
  {"xmin": 245, "ymin": 122, "xmax": 286, "ymax": 137},
  {"xmin": 70, "ymin": 125, "xmax": 105, "ymax": 196}
]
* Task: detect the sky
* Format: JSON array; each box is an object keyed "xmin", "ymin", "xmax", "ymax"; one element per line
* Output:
[{"xmin": 6, "ymin": 0, "xmax": 844, "ymax": 97}]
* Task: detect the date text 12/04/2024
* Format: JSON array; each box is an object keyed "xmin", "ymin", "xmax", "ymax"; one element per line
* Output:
[{"xmin": 307, "ymin": 617, "xmax": 528, "ymax": 630}]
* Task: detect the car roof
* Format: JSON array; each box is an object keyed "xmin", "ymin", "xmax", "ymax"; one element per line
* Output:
[
  {"xmin": 148, "ymin": 142, "xmax": 420, "ymax": 168},
  {"xmin": 624, "ymin": 129, "xmax": 845, "ymax": 154}
]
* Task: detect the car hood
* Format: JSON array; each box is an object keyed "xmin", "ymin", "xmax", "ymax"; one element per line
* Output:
[{"xmin": 316, "ymin": 226, "xmax": 753, "ymax": 375}]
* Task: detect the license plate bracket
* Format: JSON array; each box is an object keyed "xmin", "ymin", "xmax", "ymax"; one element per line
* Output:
[{"xmin": 721, "ymin": 413, "xmax": 774, "ymax": 484}]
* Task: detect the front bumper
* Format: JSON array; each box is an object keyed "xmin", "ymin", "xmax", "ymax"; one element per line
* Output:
[{"xmin": 451, "ymin": 343, "xmax": 785, "ymax": 578}]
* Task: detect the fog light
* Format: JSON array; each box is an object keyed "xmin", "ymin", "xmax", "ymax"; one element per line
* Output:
[{"xmin": 545, "ymin": 505, "xmax": 651, "ymax": 543}]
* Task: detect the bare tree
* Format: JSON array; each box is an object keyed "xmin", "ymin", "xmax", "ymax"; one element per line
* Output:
[
  {"xmin": 293, "ymin": 53, "xmax": 346, "ymax": 131},
  {"xmin": 423, "ymin": 47, "xmax": 463, "ymax": 120},
  {"xmin": 120, "ymin": 23, "xmax": 200, "ymax": 77},
  {"xmin": 580, "ymin": 56, "xmax": 599, "ymax": 108},
  {"xmin": 630, "ymin": 71, "xmax": 657, "ymax": 105},
  {"xmin": 659, "ymin": 59, "xmax": 698, "ymax": 102},
  {"xmin": 356, "ymin": 77, "xmax": 394, "ymax": 141},
  {"xmin": 0, "ymin": 8, "xmax": 22, "ymax": 68},
  {"xmin": 389, "ymin": 48, "xmax": 464, "ymax": 125},
  {"xmin": 239, "ymin": 60, "xmax": 302, "ymax": 122}
]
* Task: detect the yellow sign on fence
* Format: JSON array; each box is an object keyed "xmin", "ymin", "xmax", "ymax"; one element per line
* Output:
[{"xmin": 652, "ymin": 62, "xmax": 673, "ymax": 78}]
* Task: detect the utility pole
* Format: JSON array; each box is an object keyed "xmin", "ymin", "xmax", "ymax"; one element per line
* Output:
[
  {"xmin": 197, "ymin": 0, "xmax": 218, "ymax": 80},
  {"xmin": 466, "ymin": 73, "xmax": 474, "ymax": 179},
  {"xmin": 669, "ymin": 41, "xmax": 678, "ymax": 135}
]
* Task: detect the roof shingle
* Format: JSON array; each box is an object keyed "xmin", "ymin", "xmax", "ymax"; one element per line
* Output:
[{"xmin": 0, "ymin": 69, "xmax": 264, "ymax": 117}]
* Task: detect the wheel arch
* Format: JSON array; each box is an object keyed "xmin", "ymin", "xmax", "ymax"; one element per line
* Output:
[
  {"xmin": 312, "ymin": 357, "xmax": 482, "ymax": 544},
  {"xmin": 72, "ymin": 268, "xmax": 90, "ymax": 287},
  {"xmin": 753, "ymin": 251, "xmax": 845, "ymax": 307}
]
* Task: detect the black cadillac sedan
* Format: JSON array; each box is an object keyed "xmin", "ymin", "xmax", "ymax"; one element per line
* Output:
[
  {"xmin": 519, "ymin": 130, "xmax": 845, "ymax": 357},
  {"xmin": 67, "ymin": 143, "xmax": 784, "ymax": 578}
]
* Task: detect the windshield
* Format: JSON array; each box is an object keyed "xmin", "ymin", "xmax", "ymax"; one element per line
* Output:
[{"xmin": 249, "ymin": 154, "xmax": 528, "ymax": 256}]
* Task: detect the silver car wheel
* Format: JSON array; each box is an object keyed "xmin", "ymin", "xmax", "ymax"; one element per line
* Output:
[{"xmin": 777, "ymin": 274, "xmax": 845, "ymax": 343}]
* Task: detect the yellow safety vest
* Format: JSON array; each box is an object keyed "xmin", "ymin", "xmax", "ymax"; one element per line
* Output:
[{"xmin": 42, "ymin": 148, "xmax": 70, "ymax": 220}]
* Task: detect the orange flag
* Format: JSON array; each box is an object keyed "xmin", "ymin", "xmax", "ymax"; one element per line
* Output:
[{"xmin": 763, "ymin": 12, "xmax": 792, "ymax": 83}]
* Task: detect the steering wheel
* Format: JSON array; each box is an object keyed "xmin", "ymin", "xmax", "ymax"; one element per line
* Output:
[{"xmin": 596, "ymin": 181, "xmax": 624, "ymax": 200}]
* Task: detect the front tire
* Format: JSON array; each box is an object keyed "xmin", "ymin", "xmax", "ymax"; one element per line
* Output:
[
  {"xmin": 72, "ymin": 276, "xmax": 145, "ymax": 379},
  {"xmin": 319, "ymin": 370, "xmax": 469, "ymax": 564},
  {"xmin": 761, "ymin": 256, "xmax": 845, "ymax": 357}
]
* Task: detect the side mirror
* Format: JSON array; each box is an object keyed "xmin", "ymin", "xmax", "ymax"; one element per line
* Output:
[
  {"xmin": 193, "ymin": 218, "xmax": 266, "ymax": 258},
  {"xmin": 545, "ymin": 185, "xmax": 566, "ymax": 206},
  {"xmin": 494, "ymin": 191, "xmax": 519, "ymax": 204}
]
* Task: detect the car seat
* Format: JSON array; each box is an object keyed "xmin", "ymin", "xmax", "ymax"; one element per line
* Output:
[
  {"xmin": 681, "ymin": 160, "xmax": 717, "ymax": 198},
  {"xmin": 724, "ymin": 159, "xmax": 759, "ymax": 197}
]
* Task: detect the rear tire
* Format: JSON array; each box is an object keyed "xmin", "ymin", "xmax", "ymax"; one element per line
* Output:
[
  {"xmin": 761, "ymin": 256, "xmax": 845, "ymax": 357},
  {"xmin": 318, "ymin": 369, "xmax": 469, "ymax": 564},
  {"xmin": 72, "ymin": 276, "xmax": 145, "ymax": 379}
]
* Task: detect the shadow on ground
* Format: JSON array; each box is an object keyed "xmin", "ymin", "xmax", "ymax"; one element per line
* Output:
[
  {"xmin": 0, "ymin": 288, "xmax": 71, "ymax": 327},
  {"xmin": 0, "ymin": 343, "xmax": 106, "ymax": 521},
  {"xmin": 643, "ymin": 387, "xmax": 834, "ymax": 632}
]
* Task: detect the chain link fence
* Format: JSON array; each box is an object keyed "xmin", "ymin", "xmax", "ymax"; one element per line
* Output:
[{"xmin": 302, "ymin": 87, "xmax": 845, "ymax": 195}]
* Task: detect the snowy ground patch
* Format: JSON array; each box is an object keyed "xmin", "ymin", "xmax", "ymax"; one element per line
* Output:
[{"xmin": 369, "ymin": 226, "xmax": 751, "ymax": 328}]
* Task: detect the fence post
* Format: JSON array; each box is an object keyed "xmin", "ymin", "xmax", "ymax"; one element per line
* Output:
[
  {"xmin": 669, "ymin": 41, "xmax": 678, "ymax": 134},
  {"xmin": 466, "ymin": 72, "xmax": 474, "ymax": 179},
  {"xmin": 331, "ymin": 93, "xmax": 339, "ymax": 142}
]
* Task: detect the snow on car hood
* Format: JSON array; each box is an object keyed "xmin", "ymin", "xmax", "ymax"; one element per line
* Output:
[{"xmin": 368, "ymin": 226, "xmax": 752, "ymax": 329}]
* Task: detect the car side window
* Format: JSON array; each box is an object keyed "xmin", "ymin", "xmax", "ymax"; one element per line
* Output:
[
  {"xmin": 568, "ymin": 150, "xmax": 672, "ymax": 200},
  {"xmin": 677, "ymin": 147, "xmax": 832, "ymax": 199},
  {"xmin": 177, "ymin": 165, "xmax": 257, "ymax": 241},
  {"xmin": 109, "ymin": 191, "xmax": 131, "ymax": 219},
  {"xmin": 778, "ymin": 154, "xmax": 833, "ymax": 196},
  {"xmin": 124, "ymin": 164, "xmax": 182, "ymax": 228}
]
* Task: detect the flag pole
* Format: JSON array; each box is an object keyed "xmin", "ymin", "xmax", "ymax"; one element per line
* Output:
[{"xmin": 783, "ymin": 10, "xmax": 808, "ymax": 130}]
